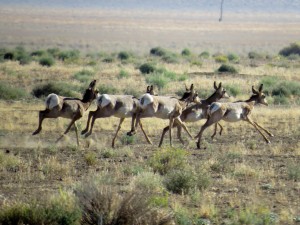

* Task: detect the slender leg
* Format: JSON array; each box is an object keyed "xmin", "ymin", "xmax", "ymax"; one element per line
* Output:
[
  {"xmin": 138, "ymin": 121, "xmax": 152, "ymax": 145},
  {"xmin": 158, "ymin": 125, "xmax": 170, "ymax": 147},
  {"xmin": 74, "ymin": 122, "xmax": 79, "ymax": 146},
  {"xmin": 174, "ymin": 118, "xmax": 192, "ymax": 139},
  {"xmin": 84, "ymin": 112, "xmax": 97, "ymax": 137},
  {"xmin": 218, "ymin": 123, "xmax": 224, "ymax": 136},
  {"xmin": 195, "ymin": 118, "xmax": 217, "ymax": 149},
  {"xmin": 245, "ymin": 117, "xmax": 271, "ymax": 143},
  {"xmin": 176, "ymin": 125, "xmax": 185, "ymax": 145},
  {"xmin": 81, "ymin": 110, "xmax": 95, "ymax": 135},
  {"xmin": 112, "ymin": 118, "xmax": 125, "ymax": 148},
  {"xmin": 32, "ymin": 110, "xmax": 48, "ymax": 135},
  {"xmin": 169, "ymin": 118, "xmax": 174, "ymax": 147},
  {"xmin": 211, "ymin": 123, "xmax": 218, "ymax": 140},
  {"xmin": 253, "ymin": 122, "xmax": 274, "ymax": 137},
  {"xmin": 127, "ymin": 114, "xmax": 137, "ymax": 136},
  {"xmin": 56, "ymin": 117, "xmax": 78, "ymax": 143}
]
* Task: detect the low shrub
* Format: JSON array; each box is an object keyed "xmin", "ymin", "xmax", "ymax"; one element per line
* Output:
[
  {"xmin": 47, "ymin": 48, "xmax": 61, "ymax": 58},
  {"xmin": 32, "ymin": 82, "xmax": 79, "ymax": 98},
  {"xmin": 248, "ymin": 51, "xmax": 264, "ymax": 59},
  {"xmin": 287, "ymin": 162, "xmax": 300, "ymax": 181},
  {"xmin": 39, "ymin": 56, "xmax": 55, "ymax": 67},
  {"xmin": 218, "ymin": 64, "xmax": 238, "ymax": 73},
  {"xmin": 58, "ymin": 50, "xmax": 80, "ymax": 62},
  {"xmin": 102, "ymin": 56, "xmax": 114, "ymax": 63},
  {"xmin": 97, "ymin": 84, "xmax": 117, "ymax": 94},
  {"xmin": 181, "ymin": 48, "xmax": 191, "ymax": 56},
  {"xmin": 118, "ymin": 51, "xmax": 131, "ymax": 60},
  {"xmin": 279, "ymin": 42, "xmax": 300, "ymax": 57},
  {"xmin": 162, "ymin": 53, "xmax": 179, "ymax": 63},
  {"xmin": 75, "ymin": 180, "xmax": 173, "ymax": 225},
  {"xmin": 214, "ymin": 55, "xmax": 228, "ymax": 63},
  {"xmin": 0, "ymin": 82, "xmax": 28, "ymax": 100},
  {"xmin": 227, "ymin": 53, "xmax": 240, "ymax": 62},
  {"xmin": 199, "ymin": 51, "xmax": 210, "ymax": 59},
  {"xmin": 149, "ymin": 147, "xmax": 188, "ymax": 175},
  {"xmin": 150, "ymin": 47, "xmax": 168, "ymax": 57},
  {"xmin": 139, "ymin": 63, "xmax": 156, "ymax": 74},
  {"xmin": 146, "ymin": 72, "xmax": 169, "ymax": 90},
  {"xmin": 120, "ymin": 134, "xmax": 135, "ymax": 145},
  {"xmin": 31, "ymin": 50, "xmax": 46, "ymax": 57}
]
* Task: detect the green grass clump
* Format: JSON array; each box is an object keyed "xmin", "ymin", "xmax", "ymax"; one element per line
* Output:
[
  {"xmin": 0, "ymin": 82, "xmax": 28, "ymax": 100},
  {"xmin": 149, "ymin": 147, "xmax": 188, "ymax": 175},
  {"xmin": 287, "ymin": 162, "xmax": 300, "ymax": 181},
  {"xmin": 0, "ymin": 191, "xmax": 81, "ymax": 225},
  {"xmin": 32, "ymin": 82, "xmax": 79, "ymax": 98},
  {"xmin": 39, "ymin": 56, "xmax": 55, "ymax": 67},
  {"xmin": 97, "ymin": 84, "xmax": 117, "ymax": 94},
  {"xmin": 214, "ymin": 54, "xmax": 228, "ymax": 63},
  {"xmin": 164, "ymin": 167, "xmax": 210, "ymax": 194},
  {"xmin": 73, "ymin": 69, "xmax": 95, "ymax": 83},
  {"xmin": 218, "ymin": 64, "xmax": 238, "ymax": 73},
  {"xmin": 58, "ymin": 50, "xmax": 80, "ymax": 63},
  {"xmin": 279, "ymin": 42, "xmax": 300, "ymax": 57},
  {"xmin": 248, "ymin": 51, "xmax": 264, "ymax": 59},
  {"xmin": 118, "ymin": 69, "xmax": 129, "ymax": 79},
  {"xmin": 224, "ymin": 84, "xmax": 242, "ymax": 97},
  {"xmin": 117, "ymin": 51, "xmax": 131, "ymax": 61}
]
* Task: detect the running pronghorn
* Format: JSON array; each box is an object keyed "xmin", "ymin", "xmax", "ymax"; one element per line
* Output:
[
  {"xmin": 128, "ymin": 84, "xmax": 197, "ymax": 147},
  {"xmin": 158, "ymin": 81, "xmax": 229, "ymax": 147},
  {"xmin": 195, "ymin": 84, "xmax": 274, "ymax": 149},
  {"xmin": 81, "ymin": 86, "xmax": 156, "ymax": 148},
  {"xmin": 32, "ymin": 80, "xmax": 99, "ymax": 146}
]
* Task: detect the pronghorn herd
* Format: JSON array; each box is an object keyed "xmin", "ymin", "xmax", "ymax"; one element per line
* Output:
[{"xmin": 33, "ymin": 80, "xmax": 273, "ymax": 149}]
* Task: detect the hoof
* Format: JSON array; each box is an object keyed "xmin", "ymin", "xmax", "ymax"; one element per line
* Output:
[
  {"xmin": 270, "ymin": 134, "xmax": 274, "ymax": 137},
  {"xmin": 267, "ymin": 140, "xmax": 271, "ymax": 144},
  {"xmin": 84, "ymin": 132, "xmax": 91, "ymax": 138},
  {"xmin": 127, "ymin": 131, "xmax": 136, "ymax": 136},
  {"xmin": 32, "ymin": 130, "xmax": 40, "ymax": 135},
  {"xmin": 81, "ymin": 130, "xmax": 88, "ymax": 135}
]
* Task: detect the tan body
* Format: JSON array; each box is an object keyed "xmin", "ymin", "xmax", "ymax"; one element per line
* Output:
[
  {"xmin": 130, "ymin": 84, "xmax": 196, "ymax": 147},
  {"xmin": 82, "ymin": 86, "xmax": 155, "ymax": 148},
  {"xmin": 195, "ymin": 84, "xmax": 274, "ymax": 149},
  {"xmin": 32, "ymin": 80, "xmax": 98, "ymax": 146},
  {"xmin": 158, "ymin": 81, "xmax": 228, "ymax": 146}
]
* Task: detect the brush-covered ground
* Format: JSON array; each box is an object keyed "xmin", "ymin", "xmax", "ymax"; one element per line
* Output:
[{"xmin": 0, "ymin": 46, "xmax": 299, "ymax": 225}]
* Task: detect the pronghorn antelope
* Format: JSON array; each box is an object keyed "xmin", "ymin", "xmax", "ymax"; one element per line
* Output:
[
  {"xmin": 32, "ymin": 80, "xmax": 99, "ymax": 146},
  {"xmin": 195, "ymin": 84, "xmax": 274, "ymax": 149},
  {"xmin": 128, "ymin": 84, "xmax": 197, "ymax": 147},
  {"xmin": 158, "ymin": 81, "xmax": 229, "ymax": 147},
  {"xmin": 81, "ymin": 86, "xmax": 156, "ymax": 148}
]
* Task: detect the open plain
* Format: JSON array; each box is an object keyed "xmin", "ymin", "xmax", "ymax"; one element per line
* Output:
[{"xmin": 0, "ymin": 1, "xmax": 299, "ymax": 224}]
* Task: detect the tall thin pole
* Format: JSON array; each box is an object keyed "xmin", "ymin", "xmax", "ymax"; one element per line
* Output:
[{"xmin": 219, "ymin": 0, "xmax": 224, "ymax": 22}]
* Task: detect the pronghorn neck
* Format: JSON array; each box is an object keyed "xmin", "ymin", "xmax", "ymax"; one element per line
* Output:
[{"xmin": 202, "ymin": 91, "xmax": 222, "ymax": 105}]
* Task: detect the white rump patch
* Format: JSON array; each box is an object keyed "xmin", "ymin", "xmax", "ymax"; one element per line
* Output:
[
  {"xmin": 209, "ymin": 102, "xmax": 221, "ymax": 115},
  {"xmin": 97, "ymin": 94, "xmax": 112, "ymax": 108},
  {"xmin": 139, "ymin": 93, "xmax": 153, "ymax": 109},
  {"xmin": 45, "ymin": 93, "xmax": 59, "ymax": 110}
]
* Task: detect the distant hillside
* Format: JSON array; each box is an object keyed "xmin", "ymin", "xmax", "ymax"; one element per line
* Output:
[{"xmin": 1, "ymin": 0, "xmax": 300, "ymax": 13}]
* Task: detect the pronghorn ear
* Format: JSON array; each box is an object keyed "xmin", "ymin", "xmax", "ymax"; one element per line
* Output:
[
  {"xmin": 147, "ymin": 86, "xmax": 150, "ymax": 92},
  {"xmin": 214, "ymin": 81, "xmax": 217, "ymax": 90},
  {"xmin": 185, "ymin": 83, "xmax": 189, "ymax": 91},
  {"xmin": 190, "ymin": 84, "xmax": 194, "ymax": 91},
  {"xmin": 150, "ymin": 85, "xmax": 154, "ymax": 91},
  {"xmin": 252, "ymin": 85, "xmax": 259, "ymax": 94},
  {"xmin": 259, "ymin": 84, "xmax": 264, "ymax": 92},
  {"xmin": 218, "ymin": 82, "xmax": 222, "ymax": 89}
]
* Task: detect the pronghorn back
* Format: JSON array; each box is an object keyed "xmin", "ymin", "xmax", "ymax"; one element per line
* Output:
[{"xmin": 45, "ymin": 93, "xmax": 60, "ymax": 110}]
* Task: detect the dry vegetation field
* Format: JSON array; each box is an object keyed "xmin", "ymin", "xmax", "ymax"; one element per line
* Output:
[{"xmin": 0, "ymin": 5, "xmax": 300, "ymax": 225}]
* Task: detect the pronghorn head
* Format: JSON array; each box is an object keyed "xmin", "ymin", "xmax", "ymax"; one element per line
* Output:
[
  {"xmin": 213, "ymin": 81, "xmax": 230, "ymax": 99},
  {"xmin": 146, "ymin": 85, "xmax": 157, "ymax": 95},
  {"xmin": 180, "ymin": 84, "xmax": 197, "ymax": 103},
  {"xmin": 250, "ymin": 84, "xmax": 268, "ymax": 106},
  {"xmin": 82, "ymin": 80, "xmax": 99, "ymax": 103}
]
